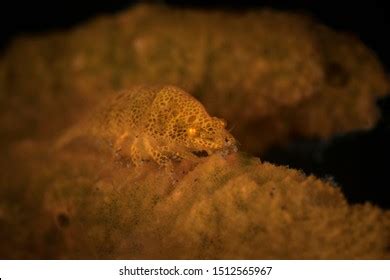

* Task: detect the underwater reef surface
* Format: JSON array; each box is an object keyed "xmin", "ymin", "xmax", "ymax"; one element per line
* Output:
[
  {"xmin": 0, "ymin": 4, "xmax": 388, "ymax": 153},
  {"xmin": 0, "ymin": 4, "xmax": 389, "ymax": 259},
  {"xmin": 0, "ymin": 138, "xmax": 389, "ymax": 259}
]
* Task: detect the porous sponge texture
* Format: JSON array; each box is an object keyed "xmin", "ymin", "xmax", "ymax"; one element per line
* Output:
[
  {"xmin": 289, "ymin": 25, "xmax": 390, "ymax": 138},
  {"xmin": 200, "ymin": 9, "xmax": 324, "ymax": 119},
  {"xmin": 1, "ymin": 140, "xmax": 388, "ymax": 259},
  {"xmin": 239, "ymin": 24, "xmax": 390, "ymax": 152}
]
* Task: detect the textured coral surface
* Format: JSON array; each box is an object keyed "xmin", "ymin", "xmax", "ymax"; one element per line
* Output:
[{"xmin": 0, "ymin": 139, "xmax": 389, "ymax": 259}]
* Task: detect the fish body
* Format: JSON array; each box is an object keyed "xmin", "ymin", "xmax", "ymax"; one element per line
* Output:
[{"xmin": 57, "ymin": 86, "xmax": 237, "ymax": 167}]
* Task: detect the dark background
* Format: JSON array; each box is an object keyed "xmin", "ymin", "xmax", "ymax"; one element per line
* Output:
[{"xmin": 0, "ymin": 0, "xmax": 389, "ymax": 208}]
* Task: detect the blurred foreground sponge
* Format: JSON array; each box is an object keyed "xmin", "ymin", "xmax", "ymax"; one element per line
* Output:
[{"xmin": 2, "ymin": 140, "xmax": 388, "ymax": 259}]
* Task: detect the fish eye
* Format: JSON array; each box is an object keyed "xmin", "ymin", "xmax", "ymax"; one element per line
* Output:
[{"xmin": 187, "ymin": 127, "xmax": 198, "ymax": 137}]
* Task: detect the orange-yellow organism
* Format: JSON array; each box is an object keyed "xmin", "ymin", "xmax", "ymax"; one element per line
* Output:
[{"xmin": 56, "ymin": 86, "xmax": 237, "ymax": 168}]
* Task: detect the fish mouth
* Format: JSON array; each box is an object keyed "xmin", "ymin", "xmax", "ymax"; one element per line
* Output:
[
  {"xmin": 191, "ymin": 144, "xmax": 237, "ymax": 158},
  {"xmin": 228, "ymin": 144, "xmax": 238, "ymax": 153},
  {"xmin": 191, "ymin": 150, "xmax": 209, "ymax": 157}
]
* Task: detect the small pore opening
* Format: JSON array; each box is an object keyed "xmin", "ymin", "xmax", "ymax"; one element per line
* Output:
[
  {"xmin": 57, "ymin": 213, "xmax": 70, "ymax": 228},
  {"xmin": 325, "ymin": 62, "xmax": 350, "ymax": 87}
]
